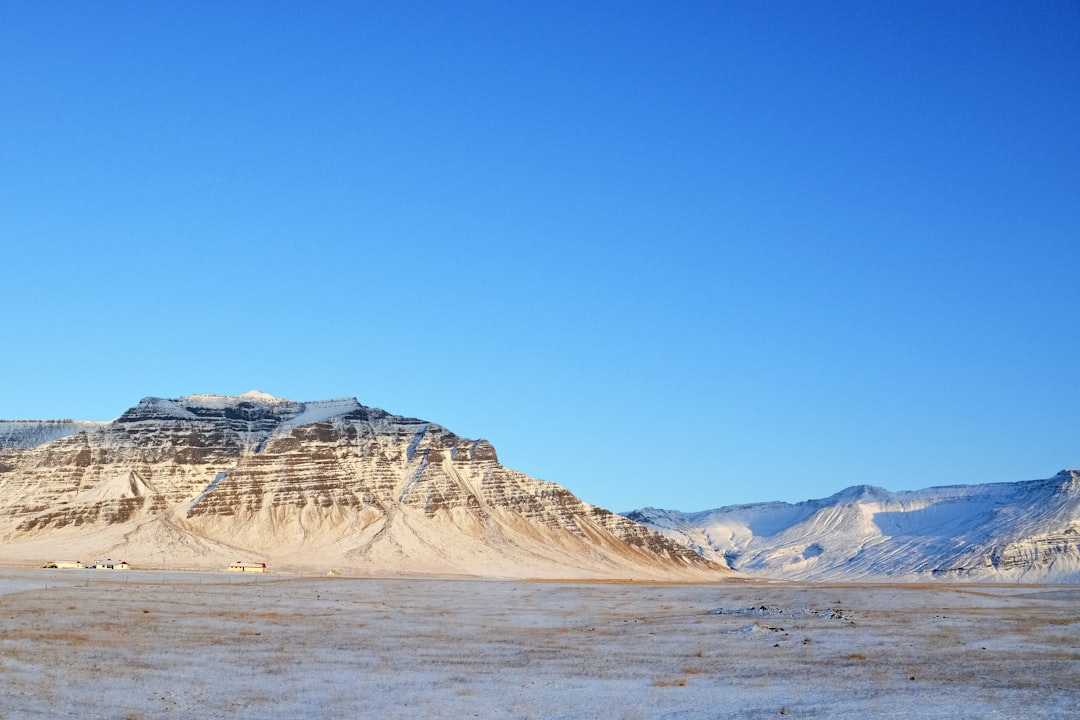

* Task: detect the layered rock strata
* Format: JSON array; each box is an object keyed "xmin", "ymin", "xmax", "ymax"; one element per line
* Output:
[{"xmin": 0, "ymin": 392, "xmax": 724, "ymax": 579}]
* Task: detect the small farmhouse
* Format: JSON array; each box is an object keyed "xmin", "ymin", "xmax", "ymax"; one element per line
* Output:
[
  {"xmin": 228, "ymin": 561, "xmax": 267, "ymax": 573},
  {"xmin": 43, "ymin": 560, "xmax": 84, "ymax": 569},
  {"xmin": 92, "ymin": 559, "xmax": 131, "ymax": 570}
]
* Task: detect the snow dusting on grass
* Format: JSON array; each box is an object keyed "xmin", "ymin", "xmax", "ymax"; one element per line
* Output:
[{"xmin": 0, "ymin": 570, "xmax": 1077, "ymax": 718}]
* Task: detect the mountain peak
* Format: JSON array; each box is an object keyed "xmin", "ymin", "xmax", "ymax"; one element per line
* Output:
[
  {"xmin": 240, "ymin": 390, "xmax": 277, "ymax": 400},
  {"xmin": 179, "ymin": 391, "xmax": 294, "ymax": 407},
  {"xmin": 825, "ymin": 484, "xmax": 895, "ymax": 504}
]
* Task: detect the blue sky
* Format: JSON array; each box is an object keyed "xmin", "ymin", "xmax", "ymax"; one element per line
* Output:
[{"xmin": 2, "ymin": 2, "xmax": 1077, "ymax": 511}]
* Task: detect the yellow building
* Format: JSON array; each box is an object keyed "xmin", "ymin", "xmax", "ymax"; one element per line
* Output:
[{"xmin": 227, "ymin": 561, "xmax": 267, "ymax": 572}]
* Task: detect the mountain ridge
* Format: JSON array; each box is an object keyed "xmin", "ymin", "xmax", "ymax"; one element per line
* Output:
[{"xmin": 625, "ymin": 470, "xmax": 1080, "ymax": 583}]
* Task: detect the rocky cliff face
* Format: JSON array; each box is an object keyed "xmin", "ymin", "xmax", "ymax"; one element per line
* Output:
[
  {"xmin": 0, "ymin": 392, "xmax": 723, "ymax": 579},
  {"xmin": 626, "ymin": 470, "xmax": 1080, "ymax": 582}
]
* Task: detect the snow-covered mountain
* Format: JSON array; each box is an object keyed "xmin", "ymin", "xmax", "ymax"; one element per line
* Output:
[
  {"xmin": 625, "ymin": 471, "xmax": 1080, "ymax": 582},
  {"xmin": 0, "ymin": 420, "xmax": 105, "ymax": 448},
  {"xmin": 0, "ymin": 392, "xmax": 722, "ymax": 579}
]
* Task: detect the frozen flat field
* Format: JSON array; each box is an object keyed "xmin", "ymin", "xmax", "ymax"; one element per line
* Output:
[{"xmin": 0, "ymin": 570, "xmax": 1077, "ymax": 719}]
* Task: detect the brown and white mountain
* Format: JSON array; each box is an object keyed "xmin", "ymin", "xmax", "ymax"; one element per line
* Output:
[{"xmin": 0, "ymin": 391, "xmax": 725, "ymax": 579}]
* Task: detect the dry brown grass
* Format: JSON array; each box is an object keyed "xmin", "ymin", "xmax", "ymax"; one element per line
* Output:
[{"xmin": 2, "ymin": 630, "xmax": 93, "ymax": 645}]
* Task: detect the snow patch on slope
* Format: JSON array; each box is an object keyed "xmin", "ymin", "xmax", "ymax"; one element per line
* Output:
[
  {"xmin": 118, "ymin": 397, "xmax": 201, "ymax": 422},
  {"xmin": 275, "ymin": 398, "xmax": 363, "ymax": 435}
]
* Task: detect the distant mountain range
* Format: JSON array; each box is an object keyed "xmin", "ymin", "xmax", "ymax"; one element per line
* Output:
[
  {"xmin": 625, "ymin": 470, "xmax": 1080, "ymax": 583},
  {"xmin": 0, "ymin": 392, "xmax": 720, "ymax": 579},
  {"xmin": 3, "ymin": 391, "xmax": 1076, "ymax": 582}
]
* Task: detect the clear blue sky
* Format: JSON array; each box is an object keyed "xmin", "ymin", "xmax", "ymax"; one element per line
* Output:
[{"xmin": 2, "ymin": 2, "xmax": 1077, "ymax": 511}]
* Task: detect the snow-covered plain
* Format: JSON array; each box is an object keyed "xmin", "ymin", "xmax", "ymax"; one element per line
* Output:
[{"xmin": 1, "ymin": 569, "xmax": 1077, "ymax": 719}]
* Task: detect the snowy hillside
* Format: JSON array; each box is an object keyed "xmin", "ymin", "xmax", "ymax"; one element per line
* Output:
[
  {"xmin": 625, "ymin": 470, "xmax": 1080, "ymax": 582},
  {"xmin": 0, "ymin": 420, "xmax": 105, "ymax": 449}
]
